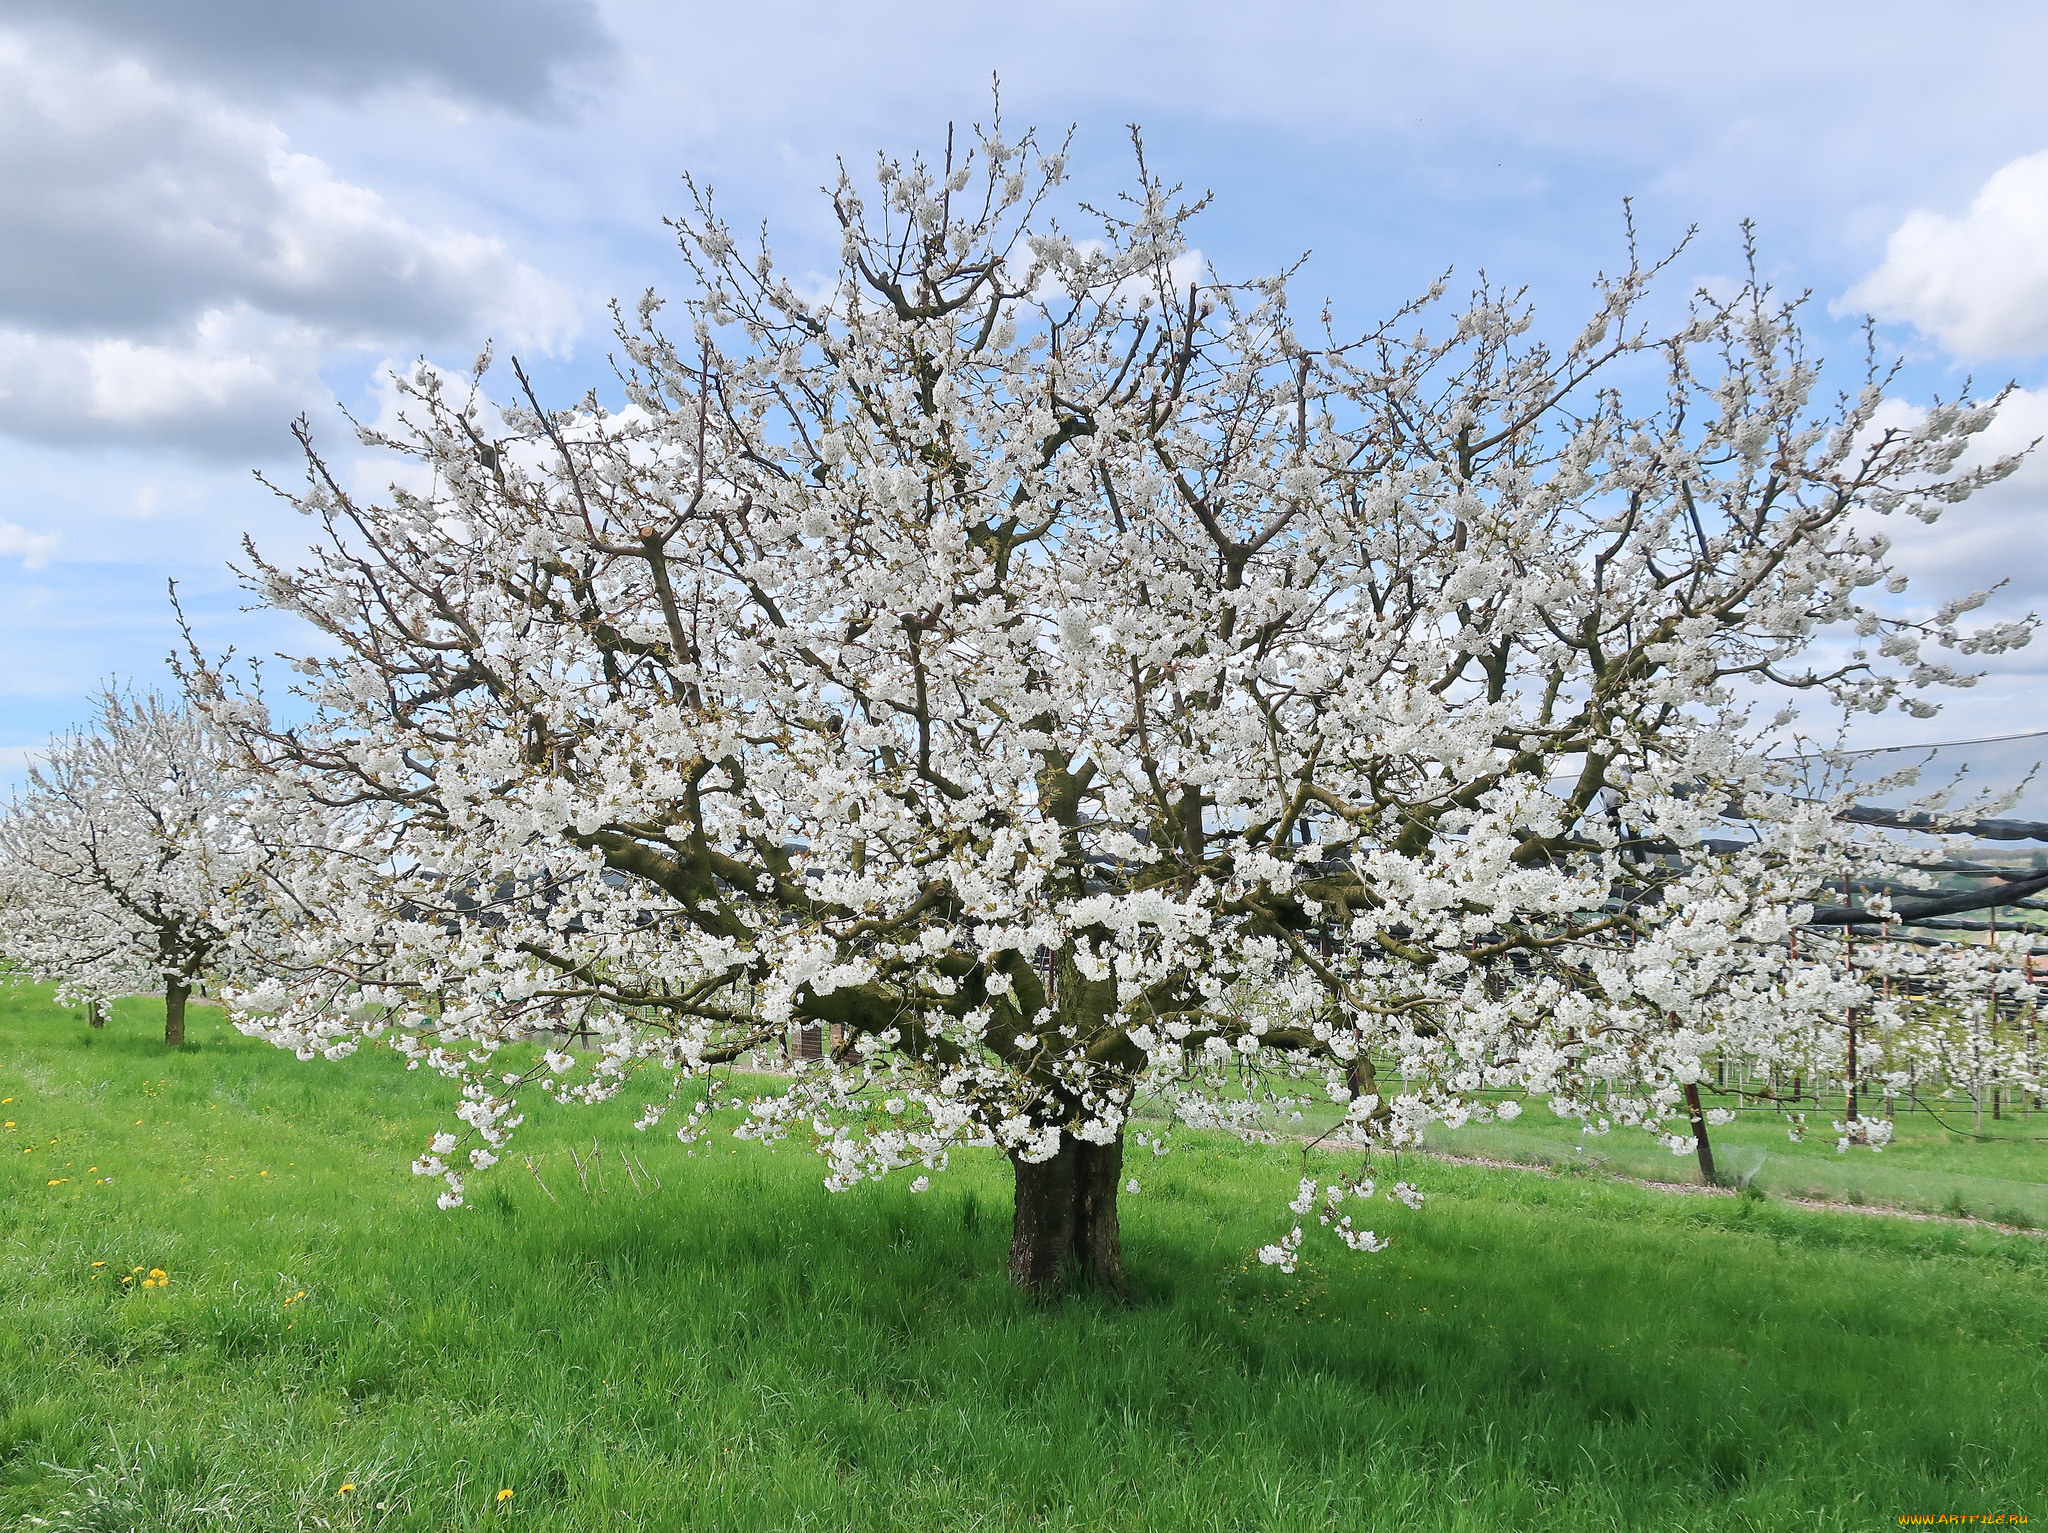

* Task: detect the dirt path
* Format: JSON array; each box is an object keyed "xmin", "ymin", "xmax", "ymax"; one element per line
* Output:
[{"xmin": 1311, "ymin": 1138, "xmax": 2048, "ymax": 1240}]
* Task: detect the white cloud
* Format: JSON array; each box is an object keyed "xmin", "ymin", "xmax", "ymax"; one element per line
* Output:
[
  {"xmin": 1844, "ymin": 149, "xmax": 2048, "ymax": 360},
  {"xmin": 0, "ymin": 307, "xmax": 326, "ymax": 454},
  {"xmin": 0, "ymin": 31, "xmax": 580, "ymax": 452},
  {"xmin": 0, "ymin": 521, "xmax": 54, "ymax": 569}
]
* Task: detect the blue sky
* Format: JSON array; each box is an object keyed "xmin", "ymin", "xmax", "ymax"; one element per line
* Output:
[{"xmin": 5, "ymin": 0, "xmax": 2048, "ymax": 779}]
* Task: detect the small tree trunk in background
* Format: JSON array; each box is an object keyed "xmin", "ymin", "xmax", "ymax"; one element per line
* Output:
[
  {"xmin": 1683, "ymin": 1082, "xmax": 1718, "ymax": 1187},
  {"xmin": 1346, "ymin": 1053, "xmax": 1381, "ymax": 1125},
  {"xmin": 164, "ymin": 979, "xmax": 189, "ymax": 1048},
  {"xmin": 1009, "ymin": 1133, "xmax": 1125, "ymax": 1295},
  {"xmin": 85, "ymin": 999, "xmax": 105, "ymax": 1028}
]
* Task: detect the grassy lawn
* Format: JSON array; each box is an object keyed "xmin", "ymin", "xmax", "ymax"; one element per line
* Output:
[{"xmin": 3, "ymin": 986, "xmax": 2045, "ymax": 1531}]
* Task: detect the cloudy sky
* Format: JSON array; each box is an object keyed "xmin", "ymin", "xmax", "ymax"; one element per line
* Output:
[{"xmin": 5, "ymin": 0, "xmax": 2048, "ymax": 777}]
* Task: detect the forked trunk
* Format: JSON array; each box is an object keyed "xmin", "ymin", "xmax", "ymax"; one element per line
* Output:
[
  {"xmin": 1683, "ymin": 1082, "xmax": 1717, "ymax": 1187},
  {"xmin": 1008, "ymin": 1132, "xmax": 1125, "ymax": 1294},
  {"xmin": 164, "ymin": 979, "xmax": 189, "ymax": 1048}
]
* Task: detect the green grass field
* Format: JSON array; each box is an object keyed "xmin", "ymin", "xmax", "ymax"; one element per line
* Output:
[
  {"xmin": 3, "ymin": 986, "xmax": 2046, "ymax": 1531},
  {"xmin": 1420, "ymin": 1108, "xmax": 2048, "ymax": 1227},
  {"xmin": 1262, "ymin": 1072, "xmax": 2048, "ymax": 1227}
]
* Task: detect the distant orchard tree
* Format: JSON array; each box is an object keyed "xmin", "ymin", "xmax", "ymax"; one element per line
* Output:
[
  {"xmin": 193, "ymin": 124, "xmax": 2029, "ymax": 1289},
  {"xmin": 0, "ymin": 689, "xmax": 237, "ymax": 1046}
]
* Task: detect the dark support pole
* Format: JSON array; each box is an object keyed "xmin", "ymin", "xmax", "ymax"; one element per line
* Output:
[
  {"xmin": 1845, "ymin": 1021, "xmax": 1859, "ymax": 1125},
  {"xmin": 1844, "ymin": 875, "xmax": 1859, "ymax": 1127},
  {"xmin": 1684, "ymin": 1082, "xmax": 1718, "ymax": 1187}
]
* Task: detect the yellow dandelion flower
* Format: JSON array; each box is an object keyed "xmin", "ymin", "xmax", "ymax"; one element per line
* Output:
[
  {"xmin": 339, "ymin": 1483, "xmax": 357, "ymax": 1495},
  {"xmin": 497, "ymin": 1488, "xmax": 514, "ymax": 1502},
  {"xmin": 149, "ymin": 1269, "xmax": 166, "ymax": 1279},
  {"xmin": 141, "ymin": 1278, "xmax": 157, "ymax": 1288},
  {"xmin": 47, "ymin": 1178, "xmax": 68, "ymax": 1185}
]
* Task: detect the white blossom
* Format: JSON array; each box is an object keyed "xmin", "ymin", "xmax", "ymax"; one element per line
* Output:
[{"xmin": 180, "ymin": 123, "xmax": 2037, "ymax": 1290}]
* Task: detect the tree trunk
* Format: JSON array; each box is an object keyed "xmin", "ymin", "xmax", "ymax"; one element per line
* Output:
[
  {"xmin": 1683, "ymin": 1082, "xmax": 1717, "ymax": 1187},
  {"xmin": 85, "ymin": 1000, "xmax": 105, "ymax": 1029},
  {"xmin": 164, "ymin": 979, "xmax": 189, "ymax": 1048},
  {"xmin": 1008, "ymin": 1132, "xmax": 1125, "ymax": 1295}
]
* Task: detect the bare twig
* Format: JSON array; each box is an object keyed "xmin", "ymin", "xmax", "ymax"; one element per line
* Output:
[{"xmin": 523, "ymin": 1155, "xmax": 559, "ymax": 1204}]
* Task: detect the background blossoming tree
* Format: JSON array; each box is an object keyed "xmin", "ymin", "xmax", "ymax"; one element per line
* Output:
[
  {"xmin": 0, "ymin": 689, "xmax": 237, "ymax": 1046},
  {"xmin": 192, "ymin": 125, "xmax": 2032, "ymax": 1290}
]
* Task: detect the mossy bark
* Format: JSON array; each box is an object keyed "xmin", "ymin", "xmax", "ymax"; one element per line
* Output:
[
  {"xmin": 1009, "ymin": 1133, "xmax": 1125, "ymax": 1294},
  {"xmin": 165, "ymin": 979, "xmax": 189, "ymax": 1048}
]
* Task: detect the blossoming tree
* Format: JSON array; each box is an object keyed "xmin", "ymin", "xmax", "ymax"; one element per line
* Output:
[
  {"xmin": 0, "ymin": 689, "xmax": 237, "ymax": 1046},
  {"xmin": 193, "ymin": 126, "xmax": 2032, "ymax": 1288}
]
